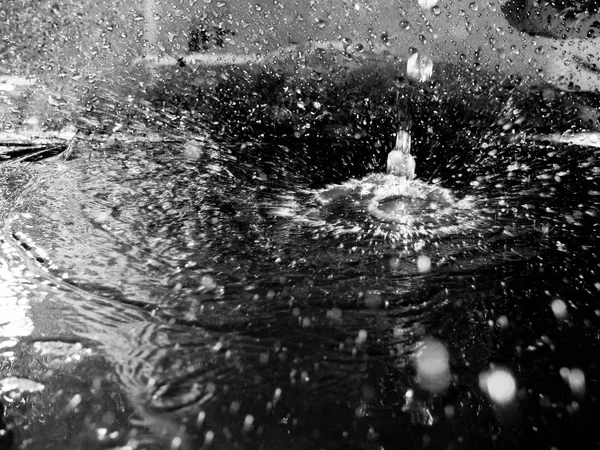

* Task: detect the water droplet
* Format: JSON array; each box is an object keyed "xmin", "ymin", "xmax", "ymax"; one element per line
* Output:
[
  {"xmin": 415, "ymin": 338, "xmax": 451, "ymax": 393},
  {"xmin": 400, "ymin": 20, "xmax": 411, "ymax": 31},
  {"xmin": 496, "ymin": 315, "xmax": 509, "ymax": 328},
  {"xmin": 469, "ymin": 2, "xmax": 479, "ymax": 11},
  {"xmin": 551, "ymin": 299, "xmax": 568, "ymax": 320},
  {"xmin": 356, "ymin": 329, "xmax": 368, "ymax": 345},
  {"xmin": 417, "ymin": 255, "xmax": 431, "ymax": 273},
  {"xmin": 431, "ymin": 5, "xmax": 441, "ymax": 15},
  {"xmin": 560, "ymin": 368, "xmax": 586, "ymax": 396},
  {"xmin": 364, "ymin": 291, "xmax": 382, "ymax": 309},
  {"xmin": 418, "ymin": 0, "xmax": 439, "ymax": 9},
  {"xmin": 243, "ymin": 415, "xmax": 254, "ymax": 432},
  {"xmin": 254, "ymin": 3, "xmax": 262, "ymax": 11},
  {"xmin": 480, "ymin": 368, "xmax": 516, "ymax": 404},
  {"xmin": 67, "ymin": 394, "xmax": 82, "ymax": 410},
  {"xmin": 488, "ymin": 1, "xmax": 497, "ymax": 11},
  {"xmin": 407, "ymin": 53, "xmax": 434, "ymax": 82},
  {"xmin": 204, "ymin": 430, "xmax": 214, "ymax": 446},
  {"xmin": 201, "ymin": 274, "xmax": 217, "ymax": 291}
]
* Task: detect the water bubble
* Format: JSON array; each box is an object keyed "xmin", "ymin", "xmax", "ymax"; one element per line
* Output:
[
  {"xmin": 431, "ymin": 5, "xmax": 441, "ymax": 15},
  {"xmin": 400, "ymin": 20, "xmax": 411, "ymax": 31},
  {"xmin": 417, "ymin": 255, "xmax": 431, "ymax": 273},
  {"xmin": 551, "ymin": 299, "xmax": 568, "ymax": 320},
  {"xmin": 480, "ymin": 368, "xmax": 516, "ymax": 404},
  {"xmin": 469, "ymin": 2, "xmax": 478, "ymax": 11},
  {"xmin": 488, "ymin": 1, "xmax": 497, "ymax": 11},
  {"xmin": 415, "ymin": 337, "xmax": 451, "ymax": 393}
]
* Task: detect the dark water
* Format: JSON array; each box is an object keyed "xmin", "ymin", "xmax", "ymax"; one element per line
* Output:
[{"xmin": 1, "ymin": 65, "xmax": 599, "ymax": 450}]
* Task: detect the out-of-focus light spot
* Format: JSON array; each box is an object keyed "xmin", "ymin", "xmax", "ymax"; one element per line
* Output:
[
  {"xmin": 497, "ymin": 315, "xmax": 509, "ymax": 328},
  {"xmin": 362, "ymin": 385, "xmax": 376, "ymax": 400},
  {"xmin": 204, "ymin": 430, "xmax": 214, "ymax": 446},
  {"xmin": 273, "ymin": 387, "xmax": 282, "ymax": 403},
  {"xmin": 327, "ymin": 307, "xmax": 342, "ymax": 320},
  {"xmin": 67, "ymin": 394, "xmax": 82, "ymax": 410},
  {"xmin": 480, "ymin": 368, "xmax": 516, "ymax": 404},
  {"xmin": 243, "ymin": 414, "xmax": 254, "ymax": 432},
  {"xmin": 417, "ymin": 255, "xmax": 431, "ymax": 273},
  {"xmin": 201, "ymin": 275, "xmax": 217, "ymax": 291},
  {"xmin": 418, "ymin": 0, "xmax": 438, "ymax": 9},
  {"xmin": 560, "ymin": 367, "xmax": 586, "ymax": 396},
  {"xmin": 364, "ymin": 291, "xmax": 382, "ymax": 309},
  {"xmin": 229, "ymin": 400, "xmax": 240, "ymax": 414},
  {"xmin": 196, "ymin": 411, "xmax": 206, "ymax": 427},
  {"xmin": 170, "ymin": 436, "xmax": 183, "ymax": 450},
  {"xmin": 407, "ymin": 53, "xmax": 433, "ymax": 82},
  {"xmin": 356, "ymin": 329, "xmax": 368, "ymax": 345},
  {"xmin": 415, "ymin": 337, "xmax": 451, "ymax": 393},
  {"xmin": 551, "ymin": 299, "xmax": 568, "ymax": 320}
]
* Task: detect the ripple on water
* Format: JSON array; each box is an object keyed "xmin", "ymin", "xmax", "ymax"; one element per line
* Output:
[{"xmin": 274, "ymin": 173, "xmax": 488, "ymax": 241}]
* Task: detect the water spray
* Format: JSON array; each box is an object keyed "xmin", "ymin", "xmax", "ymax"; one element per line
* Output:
[{"xmin": 386, "ymin": 53, "xmax": 433, "ymax": 179}]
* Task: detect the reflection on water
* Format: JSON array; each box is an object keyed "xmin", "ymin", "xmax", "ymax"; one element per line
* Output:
[{"xmin": 0, "ymin": 117, "xmax": 598, "ymax": 448}]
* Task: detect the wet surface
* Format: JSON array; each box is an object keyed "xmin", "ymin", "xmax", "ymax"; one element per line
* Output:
[
  {"xmin": 0, "ymin": 113, "xmax": 599, "ymax": 449},
  {"xmin": 2, "ymin": 2, "xmax": 600, "ymax": 445}
]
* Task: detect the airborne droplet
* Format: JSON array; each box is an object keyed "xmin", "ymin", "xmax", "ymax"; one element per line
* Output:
[{"xmin": 407, "ymin": 53, "xmax": 434, "ymax": 82}]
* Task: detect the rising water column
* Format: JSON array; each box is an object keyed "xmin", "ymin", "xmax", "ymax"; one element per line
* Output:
[{"xmin": 386, "ymin": 53, "xmax": 433, "ymax": 180}]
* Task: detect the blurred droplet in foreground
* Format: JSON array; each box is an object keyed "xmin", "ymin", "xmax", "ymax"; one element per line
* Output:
[
  {"xmin": 560, "ymin": 367, "xmax": 586, "ymax": 397},
  {"xmin": 418, "ymin": 0, "xmax": 439, "ymax": 9},
  {"xmin": 414, "ymin": 337, "xmax": 451, "ymax": 393},
  {"xmin": 417, "ymin": 255, "xmax": 431, "ymax": 273},
  {"xmin": 479, "ymin": 368, "xmax": 517, "ymax": 405},
  {"xmin": 407, "ymin": 53, "xmax": 434, "ymax": 82},
  {"xmin": 551, "ymin": 299, "xmax": 568, "ymax": 320}
]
